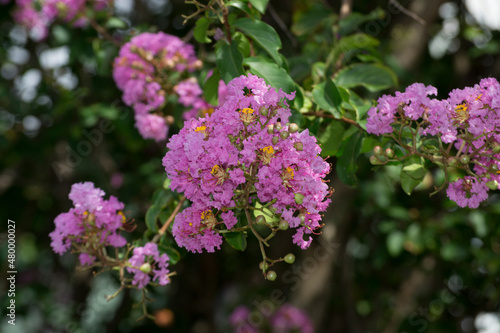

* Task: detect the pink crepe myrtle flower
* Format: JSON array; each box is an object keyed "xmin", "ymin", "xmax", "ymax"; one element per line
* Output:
[
  {"xmin": 126, "ymin": 242, "xmax": 171, "ymax": 289},
  {"xmin": 49, "ymin": 182, "xmax": 128, "ymax": 256},
  {"xmin": 164, "ymin": 74, "xmax": 331, "ymax": 252}
]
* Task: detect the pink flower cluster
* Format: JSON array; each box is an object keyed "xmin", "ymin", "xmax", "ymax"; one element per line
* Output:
[
  {"xmin": 229, "ymin": 303, "xmax": 313, "ymax": 333},
  {"xmin": 49, "ymin": 182, "xmax": 128, "ymax": 265},
  {"xmin": 163, "ymin": 74, "xmax": 331, "ymax": 252},
  {"xmin": 113, "ymin": 32, "xmax": 202, "ymax": 142},
  {"xmin": 367, "ymin": 77, "xmax": 500, "ymax": 208},
  {"xmin": 13, "ymin": 0, "xmax": 111, "ymax": 40},
  {"xmin": 126, "ymin": 242, "xmax": 171, "ymax": 289}
]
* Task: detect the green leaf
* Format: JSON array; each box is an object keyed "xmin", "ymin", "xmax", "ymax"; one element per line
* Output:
[
  {"xmin": 387, "ymin": 231, "xmax": 405, "ymax": 257},
  {"xmin": 312, "ymin": 79, "xmax": 343, "ymax": 118},
  {"xmin": 227, "ymin": 0, "xmax": 253, "ymax": 15},
  {"xmin": 244, "ymin": 57, "xmax": 296, "ymax": 94},
  {"xmin": 400, "ymin": 160, "xmax": 426, "ymax": 195},
  {"xmin": 291, "ymin": 3, "xmax": 331, "ymax": 36},
  {"xmin": 249, "ymin": 0, "xmax": 269, "ymax": 14},
  {"xmin": 203, "ymin": 69, "xmax": 221, "ymax": 106},
  {"xmin": 334, "ymin": 63, "xmax": 397, "ymax": 92},
  {"xmin": 336, "ymin": 131, "xmax": 364, "ymax": 185},
  {"xmin": 52, "ymin": 25, "xmax": 70, "ymax": 44},
  {"xmin": 145, "ymin": 204, "xmax": 161, "ymax": 232},
  {"xmin": 330, "ymin": 33, "xmax": 380, "ymax": 64},
  {"xmin": 158, "ymin": 244, "xmax": 181, "ymax": 265},
  {"xmin": 319, "ymin": 121, "xmax": 345, "ymax": 157},
  {"xmin": 194, "ymin": 17, "xmax": 211, "ymax": 43},
  {"xmin": 234, "ymin": 18, "xmax": 282, "ymax": 65},
  {"xmin": 223, "ymin": 231, "xmax": 247, "ymax": 251},
  {"xmin": 105, "ymin": 17, "xmax": 128, "ymax": 29},
  {"xmin": 338, "ymin": 9, "xmax": 385, "ymax": 36},
  {"xmin": 216, "ymin": 42, "xmax": 245, "ymax": 83}
]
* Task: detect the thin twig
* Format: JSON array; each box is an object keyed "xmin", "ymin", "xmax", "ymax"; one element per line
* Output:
[
  {"xmin": 303, "ymin": 111, "xmax": 364, "ymax": 131},
  {"xmin": 87, "ymin": 17, "xmax": 122, "ymax": 47},
  {"xmin": 388, "ymin": 0, "xmax": 426, "ymax": 26},
  {"xmin": 152, "ymin": 196, "xmax": 186, "ymax": 243}
]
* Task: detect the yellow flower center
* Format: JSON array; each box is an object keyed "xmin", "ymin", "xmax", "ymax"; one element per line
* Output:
[
  {"xmin": 241, "ymin": 108, "xmax": 254, "ymax": 114},
  {"xmin": 211, "ymin": 165, "xmax": 220, "ymax": 175},
  {"xmin": 195, "ymin": 125, "xmax": 207, "ymax": 132},
  {"xmin": 201, "ymin": 210, "xmax": 212, "ymax": 220},
  {"xmin": 203, "ymin": 108, "xmax": 214, "ymax": 116},
  {"xmin": 286, "ymin": 166, "xmax": 294, "ymax": 179},
  {"xmin": 118, "ymin": 211, "xmax": 126, "ymax": 223},
  {"xmin": 262, "ymin": 146, "xmax": 274, "ymax": 154}
]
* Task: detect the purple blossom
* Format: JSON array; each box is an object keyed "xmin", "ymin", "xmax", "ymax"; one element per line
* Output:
[
  {"xmin": 446, "ymin": 177, "xmax": 489, "ymax": 209},
  {"xmin": 134, "ymin": 113, "xmax": 168, "ymax": 142},
  {"xmin": 164, "ymin": 74, "xmax": 331, "ymax": 252},
  {"xmin": 49, "ymin": 182, "xmax": 128, "ymax": 257},
  {"xmin": 126, "ymin": 242, "xmax": 171, "ymax": 289}
]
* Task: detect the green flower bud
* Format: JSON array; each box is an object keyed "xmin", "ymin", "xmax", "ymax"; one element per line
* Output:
[
  {"xmin": 140, "ymin": 263, "xmax": 151, "ymax": 274},
  {"xmin": 278, "ymin": 220, "xmax": 289, "ymax": 230},
  {"xmin": 298, "ymin": 213, "xmax": 305, "ymax": 223},
  {"xmin": 294, "ymin": 193, "xmax": 304, "ymax": 205},
  {"xmin": 385, "ymin": 148, "xmax": 394, "ymax": 158},
  {"xmin": 275, "ymin": 122, "xmax": 282, "ymax": 131},
  {"xmin": 272, "ymin": 136, "xmax": 279, "ymax": 145},
  {"xmin": 259, "ymin": 261, "xmax": 268, "ymax": 271},
  {"xmin": 284, "ymin": 253, "xmax": 295, "ymax": 264},
  {"xmin": 294, "ymin": 142, "xmax": 303, "ymax": 151},
  {"xmin": 280, "ymin": 131, "xmax": 290, "ymax": 140},
  {"xmin": 288, "ymin": 123, "xmax": 299, "ymax": 133},
  {"xmin": 492, "ymin": 144, "xmax": 500, "ymax": 154},
  {"xmin": 255, "ymin": 215, "xmax": 266, "ymax": 225},
  {"xmin": 369, "ymin": 155, "xmax": 384, "ymax": 165},
  {"xmin": 260, "ymin": 106, "xmax": 269, "ymax": 117},
  {"xmin": 373, "ymin": 146, "xmax": 383, "ymax": 156},
  {"xmin": 459, "ymin": 155, "xmax": 470, "ymax": 165},
  {"xmin": 490, "ymin": 164, "xmax": 499, "ymax": 173},
  {"xmin": 266, "ymin": 270, "xmax": 277, "ymax": 281},
  {"xmin": 267, "ymin": 124, "xmax": 274, "ymax": 135},
  {"xmin": 486, "ymin": 180, "xmax": 499, "ymax": 190},
  {"xmin": 447, "ymin": 157, "xmax": 457, "ymax": 166}
]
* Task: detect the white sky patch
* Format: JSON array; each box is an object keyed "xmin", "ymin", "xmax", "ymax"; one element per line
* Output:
[{"xmin": 465, "ymin": 0, "xmax": 500, "ymax": 30}]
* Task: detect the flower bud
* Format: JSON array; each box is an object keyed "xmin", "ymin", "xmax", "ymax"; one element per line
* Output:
[
  {"xmin": 298, "ymin": 213, "xmax": 305, "ymax": 223},
  {"xmin": 140, "ymin": 263, "xmax": 151, "ymax": 274},
  {"xmin": 490, "ymin": 164, "xmax": 499, "ymax": 173},
  {"xmin": 294, "ymin": 142, "xmax": 303, "ymax": 151},
  {"xmin": 259, "ymin": 106, "xmax": 269, "ymax": 117},
  {"xmin": 280, "ymin": 131, "xmax": 290, "ymax": 140},
  {"xmin": 255, "ymin": 215, "xmax": 266, "ymax": 225},
  {"xmin": 275, "ymin": 122, "xmax": 282, "ymax": 131},
  {"xmin": 288, "ymin": 123, "xmax": 299, "ymax": 133},
  {"xmin": 294, "ymin": 193, "xmax": 304, "ymax": 205},
  {"xmin": 486, "ymin": 180, "xmax": 499, "ymax": 190},
  {"xmin": 369, "ymin": 155, "xmax": 385, "ymax": 165},
  {"xmin": 284, "ymin": 253, "xmax": 295, "ymax": 264},
  {"xmin": 266, "ymin": 270, "xmax": 277, "ymax": 281},
  {"xmin": 459, "ymin": 155, "xmax": 470, "ymax": 165},
  {"xmin": 385, "ymin": 148, "xmax": 394, "ymax": 158},
  {"xmin": 373, "ymin": 146, "xmax": 383, "ymax": 156},
  {"xmin": 447, "ymin": 157, "xmax": 457, "ymax": 166},
  {"xmin": 272, "ymin": 136, "xmax": 279, "ymax": 145},
  {"xmin": 267, "ymin": 124, "xmax": 274, "ymax": 135},
  {"xmin": 259, "ymin": 261, "xmax": 268, "ymax": 271},
  {"xmin": 493, "ymin": 144, "xmax": 500, "ymax": 154},
  {"xmin": 278, "ymin": 220, "xmax": 289, "ymax": 230}
]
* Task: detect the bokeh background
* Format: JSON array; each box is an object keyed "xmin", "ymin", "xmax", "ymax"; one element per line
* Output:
[{"xmin": 1, "ymin": 0, "xmax": 500, "ymax": 332}]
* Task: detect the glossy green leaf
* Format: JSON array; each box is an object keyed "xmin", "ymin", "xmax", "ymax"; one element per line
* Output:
[
  {"xmin": 334, "ymin": 63, "xmax": 397, "ymax": 92},
  {"xmin": 216, "ymin": 42, "xmax": 245, "ymax": 83},
  {"xmin": 244, "ymin": 57, "xmax": 295, "ymax": 93},
  {"xmin": 159, "ymin": 244, "xmax": 181, "ymax": 265},
  {"xmin": 338, "ymin": 8, "xmax": 385, "ymax": 36},
  {"xmin": 145, "ymin": 204, "xmax": 161, "ymax": 232},
  {"xmin": 336, "ymin": 131, "xmax": 364, "ymax": 185},
  {"xmin": 291, "ymin": 3, "xmax": 331, "ymax": 36},
  {"xmin": 400, "ymin": 160, "xmax": 426, "ymax": 195},
  {"xmin": 312, "ymin": 78, "xmax": 343, "ymax": 118},
  {"xmin": 249, "ymin": 0, "xmax": 269, "ymax": 14},
  {"xmin": 194, "ymin": 17, "xmax": 211, "ymax": 43},
  {"xmin": 319, "ymin": 121, "xmax": 345, "ymax": 157},
  {"xmin": 203, "ymin": 69, "xmax": 221, "ymax": 106},
  {"xmin": 227, "ymin": 0, "xmax": 253, "ymax": 15},
  {"xmin": 234, "ymin": 18, "xmax": 282, "ymax": 65},
  {"xmin": 330, "ymin": 33, "xmax": 380, "ymax": 64}
]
